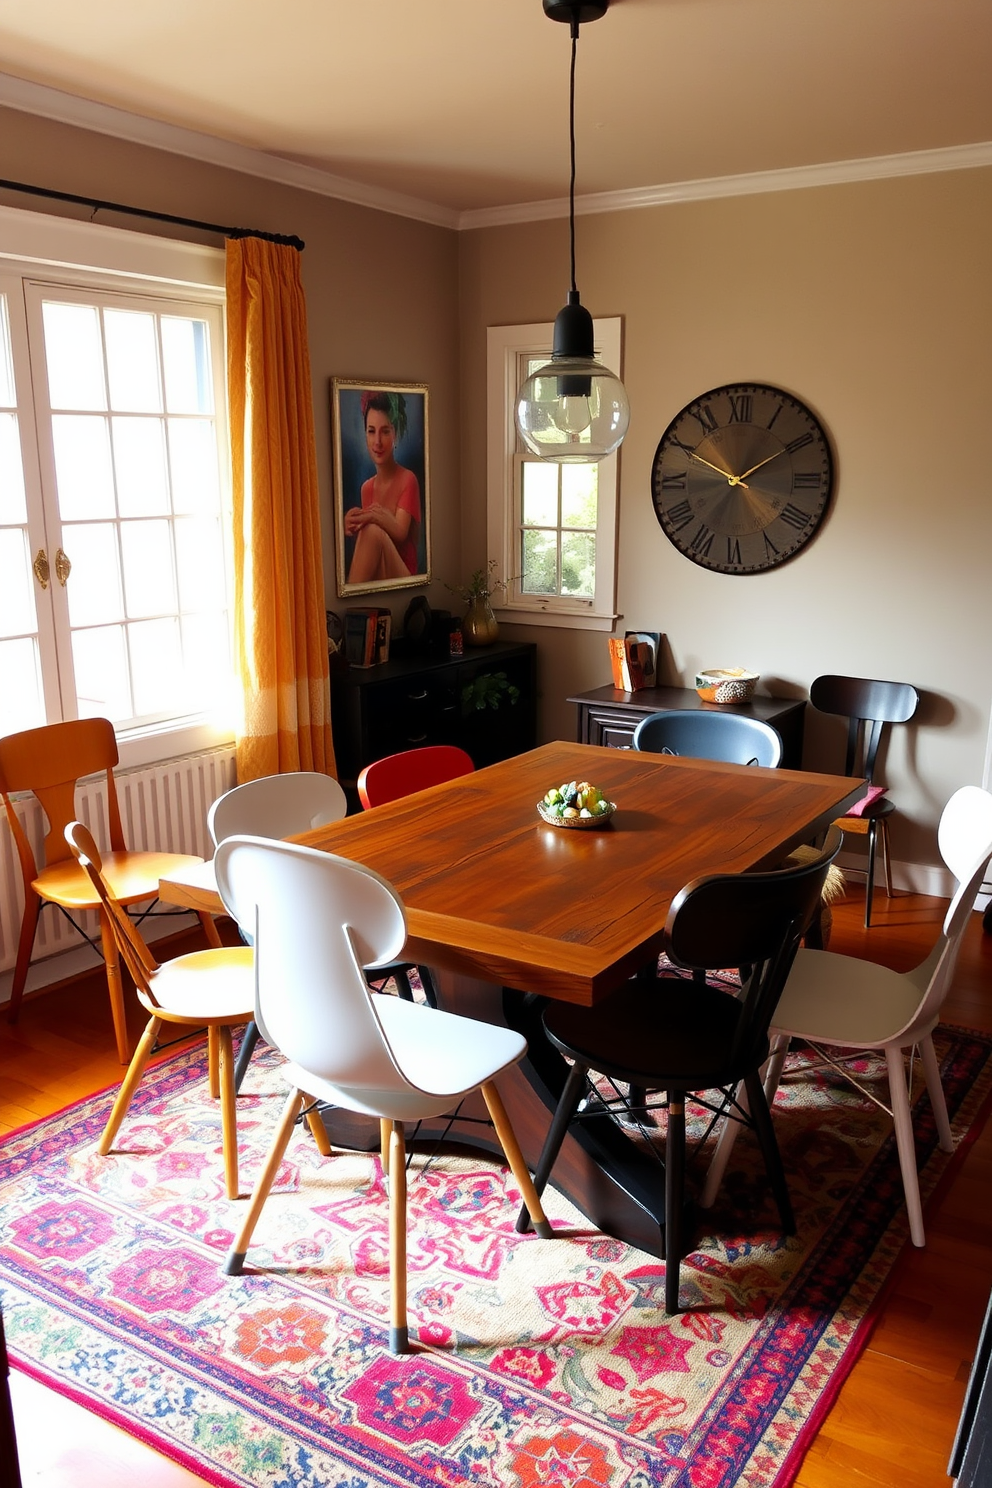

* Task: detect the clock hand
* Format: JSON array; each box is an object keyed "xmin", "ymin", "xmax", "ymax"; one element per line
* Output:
[
  {"xmin": 736, "ymin": 449, "xmax": 785, "ymax": 482},
  {"xmin": 688, "ymin": 450, "xmax": 750, "ymax": 489}
]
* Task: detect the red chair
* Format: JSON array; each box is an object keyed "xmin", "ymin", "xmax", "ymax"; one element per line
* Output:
[
  {"xmin": 357, "ymin": 746, "xmax": 475, "ymax": 1005},
  {"xmin": 357, "ymin": 744, "xmax": 474, "ymax": 809}
]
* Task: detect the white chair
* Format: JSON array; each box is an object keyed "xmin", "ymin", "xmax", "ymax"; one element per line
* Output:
[
  {"xmin": 208, "ymin": 771, "xmax": 349, "ymax": 1086},
  {"xmin": 213, "ymin": 835, "xmax": 554, "ymax": 1353},
  {"xmin": 701, "ymin": 785, "xmax": 992, "ymax": 1246},
  {"xmin": 66, "ymin": 821, "xmax": 258, "ymax": 1200}
]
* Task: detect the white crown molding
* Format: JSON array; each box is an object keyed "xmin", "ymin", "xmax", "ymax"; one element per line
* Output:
[
  {"xmin": 2, "ymin": 71, "xmax": 990, "ymax": 235},
  {"xmin": 457, "ymin": 140, "xmax": 992, "ymax": 230},
  {"xmin": 0, "ymin": 71, "xmax": 460, "ymax": 231}
]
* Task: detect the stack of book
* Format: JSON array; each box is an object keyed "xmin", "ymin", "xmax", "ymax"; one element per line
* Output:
[{"xmin": 344, "ymin": 607, "xmax": 391, "ymax": 667}]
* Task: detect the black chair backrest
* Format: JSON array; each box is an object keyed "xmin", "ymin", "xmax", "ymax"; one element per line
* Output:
[
  {"xmin": 631, "ymin": 709, "xmax": 783, "ymax": 768},
  {"xmin": 664, "ymin": 826, "xmax": 843, "ymax": 1066},
  {"xmin": 810, "ymin": 675, "xmax": 919, "ymax": 782}
]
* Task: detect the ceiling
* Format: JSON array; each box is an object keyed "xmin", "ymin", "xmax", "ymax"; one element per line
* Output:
[{"xmin": 1, "ymin": 0, "xmax": 990, "ymax": 221}]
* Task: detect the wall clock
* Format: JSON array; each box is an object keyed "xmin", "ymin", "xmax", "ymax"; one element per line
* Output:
[{"xmin": 650, "ymin": 382, "xmax": 833, "ymax": 574}]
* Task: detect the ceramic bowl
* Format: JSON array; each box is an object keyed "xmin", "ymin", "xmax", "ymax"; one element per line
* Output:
[
  {"xmin": 695, "ymin": 668, "xmax": 759, "ymax": 704},
  {"xmin": 537, "ymin": 800, "xmax": 617, "ymax": 830}
]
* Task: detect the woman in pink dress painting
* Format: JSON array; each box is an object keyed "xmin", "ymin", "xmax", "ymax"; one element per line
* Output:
[{"xmin": 344, "ymin": 391, "xmax": 422, "ymax": 584}]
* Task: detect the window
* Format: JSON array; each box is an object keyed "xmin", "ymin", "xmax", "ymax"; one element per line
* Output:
[
  {"xmin": 0, "ymin": 207, "xmax": 233, "ymax": 767},
  {"xmin": 486, "ymin": 318, "xmax": 622, "ymax": 630}
]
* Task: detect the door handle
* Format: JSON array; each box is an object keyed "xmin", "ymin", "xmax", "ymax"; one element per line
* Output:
[
  {"xmin": 33, "ymin": 549, "xmax": 50, "ymax": 589},
  {"xmin": 54, "ymin": 548, "xmax": 72, "ymax": 585}
]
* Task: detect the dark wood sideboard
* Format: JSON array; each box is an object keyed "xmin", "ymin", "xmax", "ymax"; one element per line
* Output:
[
  {"xmin": 568, "ymin": 683, "xmax": 807, "ymax": 770},
  {"xmin": 331, "ymin": 640, "xmax": 537, "ymax": 791}
]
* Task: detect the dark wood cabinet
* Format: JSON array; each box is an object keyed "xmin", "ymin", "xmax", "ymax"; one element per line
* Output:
[
  {"xmin": 568, "ymin": 683, "xmax": 807, "ymax": 769},
  {"xmin": 332, "ymin": 640, "xmax": 537, "ymax": 789}
]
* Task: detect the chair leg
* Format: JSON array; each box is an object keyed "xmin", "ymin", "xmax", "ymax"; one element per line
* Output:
[
  {"xmin": 865, "ymin": 821, "xmax": 879, "ymax": 927},
  {"xmin": 515, "ymin": 1059, "xmax": 587, "ymax": 1233},
  {"xmin": 302, "ymin": 1096, "xmax": 333, "ymax": 1158},
  {"xmin": 919, "ymin": 1034, "xmax": 954, "ymax": 1153},
  {"xmin": 391, "ymin": 966, "xmax": 415, "ymax": 1001},
  {"xmin": 6, "ymin": 893, "xmax": 40, "ymax": 1025},
  {"xmin": 98, "ymin": 1016, "xmax": 163, "ymax": 1154},
  {"xmin": 224, "ymin": 1088, "xmax": 305, "ymax": 1275},
  {"xmin": 99, "ymin": 909, "xmax": 131, "ymax": 1065},
  {"xmin": 664, "ymin": 1094, "xmax": 685, "ymax": 1315},
  {"xmin": 216, "ymin": 1025, "xmax": 239, "ymax": 1200},
  {"xmin": 233, "ymin": 1021, "xmax": 261, "ymax": 1093},
  {"xmin": 880, "ymin": 818, "xmax": 894, "ymax": 899},
  {"xmin": 744, "ymin": 1069, "xmax": 795, "ymax": 1234},
  {"xmin": 886, "ymin": 1044, "xmax": 925, "ymax": 1246},
  {"xmin": 197, "ymin": 910, "xmax": 223, "ymax": 949},
  {"xmin": 699, "ymin": 1080, "xmax": 746, "ymax": 1209},
  {"xmin": 379, "ymin": 1118, "xmax": 392, "ymax": 1180},
  {"xmin": 762, "ymin": 1034, "xmax": 790, "ymax": 1106},
  {"xmin": 481, "ymin": 1080, "xmax": 553, "ymax": 1238},
  {"xmin": 416, "ymin": 966, "xmax": 439, "ymax": 1009},
  {"xmin": 207, "ymin": 1027, "xmax": 220, "ymax": 1099},
  {"xmin": 388, "ymin": 1122, "xmax": 409, "ymax": 1353}
]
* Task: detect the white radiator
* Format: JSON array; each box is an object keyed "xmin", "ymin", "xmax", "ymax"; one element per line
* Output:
[{"xmin": 0, "ymin": 745, "xmax": 237, "ymax": 985}]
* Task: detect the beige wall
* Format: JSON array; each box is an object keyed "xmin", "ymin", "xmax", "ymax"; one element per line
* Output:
[
  {"xmin": 459, "ymin": 168, "xmax": 992, "ymax": 880},
  {"xmin": 0, "ymin": 105, "xmax": 460, "ymax": 626}
]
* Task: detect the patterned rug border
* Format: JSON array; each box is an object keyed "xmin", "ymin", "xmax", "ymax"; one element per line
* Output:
[{"xmin": 3, "ymin": 1021, "xmax": 992, "ymax": 1488}]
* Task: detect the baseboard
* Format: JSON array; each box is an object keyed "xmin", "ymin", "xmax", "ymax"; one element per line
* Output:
[{"xmin": 837, "ymin": 851, "xmax": 991, "ymax": 910}]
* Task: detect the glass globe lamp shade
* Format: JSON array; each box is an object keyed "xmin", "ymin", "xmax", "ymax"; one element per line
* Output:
[{"xmin": 515, "ymin": 293, "xmax": 629, "ymax": 464}]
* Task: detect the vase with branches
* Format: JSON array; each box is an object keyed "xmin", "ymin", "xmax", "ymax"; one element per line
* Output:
[{"xmin": 446, "ymin": 560, "xmax": 512, "ymax": 647}]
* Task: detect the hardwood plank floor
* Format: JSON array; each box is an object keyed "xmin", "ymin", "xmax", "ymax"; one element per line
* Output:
[{"xmin": 2, "ymin": 891, "xmax": 991, "ymax": 1487}]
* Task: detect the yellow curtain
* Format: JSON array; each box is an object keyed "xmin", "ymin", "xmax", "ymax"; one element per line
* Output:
[{"xmin": 226, "ymin": 236, "xmax": 336, "ymax": 783}]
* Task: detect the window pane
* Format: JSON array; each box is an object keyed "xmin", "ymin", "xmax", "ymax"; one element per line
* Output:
[
  {"xmin": 0, "ymin": 412, "xmax": 26, "ymax": 522},
  {"xmin": 175, "ymin": 515, "xmax": 224, "ymax": 612},
  {"xmin": 52, "ymin": 415, "xmax": 116, "ymax": 520},
  {"xmin": 120, "ymin": 518, "xmax": 176, "ymax": 617},
  {"xmin": 0, "ymin": 528, "xmax": 38, "ymax": 635},
  {"xmin": 129, "ymin": 618, "xmax": 184, "ymax": 716},
  {"xmin": 522, "ymin": 528, "xmax": 558, "ymax": 595},
  {"xmin": 0, "ymin": 637, "xmax": 45, "ymax": 732},
  {"xmin": 521, "ymin": 460, "xmax": 559, "ymax": 527},
  {"xmin": 169, "ymin": 420, "xmax": 220, "ymax": 514},
  {"xmin": 42, "ymin": 302, "xmax": 107, "ymax": 410},
  {"xmin": 0, "ymin": 295, "xmax": 15, "ymax": 406},
  {"xmin": 105, "ymin": 309, "xmax": 162, "ymax": 412},
  {"xmin": 561, "ymin": 464, "xmax": 598, "ymax": 529},
  {"xmin": 72, "ymin": 624, "xmax": 131, "ymax": 721},
  {"xmin": 162, "ymin": 317, "xmax": 213, "ymax": 414},
  {"xmin": 62, "ymin": 522, "xmax": 124, "ymax": 626},
  {"xmin": 112, "ymin": 417, "xmax": 169, "ymax": 517},
  {"xmin": 181, "ymin": 612, "xmax": 232, "ymax": 713},
  {"xmin": 561, "ymin": 530, "xmax": 596, "ymax": 598}
]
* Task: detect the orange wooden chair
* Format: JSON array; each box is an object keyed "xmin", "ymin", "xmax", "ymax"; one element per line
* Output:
[
  {"xmin": 0, "ymin": 719, "xmax": 217, "ymax": 1062},
  {"xmin": 356, "ymin": 745, "xmax": 475, "ymax": 1006},
  {"xmin": 357, "ymin": 744, "xmax": 474, "ymax": 809}
]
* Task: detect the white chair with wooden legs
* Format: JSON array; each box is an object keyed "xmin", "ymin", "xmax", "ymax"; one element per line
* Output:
[
  {"xmin": 0, "ymin": 718, "xmax": 216, "ymax": 1063},
  {"xmin": 700, "ymin": 786, "xmax": 992, "ymax": 1246},
  {"xmin": 65, "ymin": 821, "xmax": 262, "ymax": 1200},
  {"xmin": 214, "ymin": 834, "xmax": 554, "ymax": 1354}
]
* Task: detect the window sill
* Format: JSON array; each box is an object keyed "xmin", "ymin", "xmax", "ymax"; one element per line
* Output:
[
  {"xmin": 493, "ymin": 606, "xmax": 619, "ymax": 633},
  {"xmin": 116, "ymin": 718, "xmax": 236, "ymax": 772}
]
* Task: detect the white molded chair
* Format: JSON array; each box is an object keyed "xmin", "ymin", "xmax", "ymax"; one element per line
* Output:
[
  {"xmin": 66, "ymin": 821, "xmax": 259, "ymax": 1200},
  {"xmin": 208, "ymin": 770, "xmax": 348, "ymax": 847},
  {"xmin": 701, "ymin": 785, "xmax": 992, "ymax": 1246},
  {"xmin": 214, "ymin": 835, "xmax": 554, "ymax": 1353}
]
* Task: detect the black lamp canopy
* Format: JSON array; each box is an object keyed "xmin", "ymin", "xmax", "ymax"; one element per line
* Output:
[{"xmin": 515, "ymin": 0, "xmax": 629, "ymax": 464}]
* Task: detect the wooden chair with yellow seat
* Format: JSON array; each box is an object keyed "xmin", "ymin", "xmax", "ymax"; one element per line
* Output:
[
  {"xmin": 0, "ymin": 718, "xmax": 219, "ymax": 1063},
  {"xmin": 64, "ymin": 820, "xmax": 273, "ymax": 1200}
]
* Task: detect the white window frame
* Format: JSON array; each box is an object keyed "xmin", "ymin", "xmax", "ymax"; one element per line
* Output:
[
  {"xmin": 486, "ymin": 317, "xmax": 622, "ymax": 631},
  {"xmin": 0, "ymin": 203, "xmax": 233, "ymax": 770}
]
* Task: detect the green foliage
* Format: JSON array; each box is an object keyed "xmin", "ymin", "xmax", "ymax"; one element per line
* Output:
[{"xmin": 461, "ymin": 671, "xmax": 520, "ymax": 714}]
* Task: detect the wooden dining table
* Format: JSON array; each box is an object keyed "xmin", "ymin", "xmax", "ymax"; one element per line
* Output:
[{"xmin": 160, "ymin": 739, "xmax": 863, "ymax": 1258}]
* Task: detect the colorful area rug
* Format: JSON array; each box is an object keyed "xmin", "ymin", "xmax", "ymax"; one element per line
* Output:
[{"xmin": 1, "ymin": 1019, "xmax": 990, "ymax": 1488}]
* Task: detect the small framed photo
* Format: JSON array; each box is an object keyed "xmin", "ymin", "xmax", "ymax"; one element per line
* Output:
[{"xmin": 332, "ymin": 379, "xmax": 431, "ymax": 597}]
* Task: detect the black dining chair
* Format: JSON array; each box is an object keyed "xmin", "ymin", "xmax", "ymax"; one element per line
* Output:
[
  {"xmin": 632, "ymin": 709, "xmax": 783, "ymax": 768},
  {"xmin": 809, "ymin": 674, "xmax": 919, "ymax": 926},
  {"xmin": 516, "ymin": 827, "xmax": 841, "ymax": 1315}
]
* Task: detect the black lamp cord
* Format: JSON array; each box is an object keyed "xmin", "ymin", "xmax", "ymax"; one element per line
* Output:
[{"xmin": 569, "ymin": 21, "xmax": 578, "ymax": 295}]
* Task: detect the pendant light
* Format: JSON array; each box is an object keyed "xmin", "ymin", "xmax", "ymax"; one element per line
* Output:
[{"xmin": 515, "ymin": 0, "xmax": 630, "ymax": 465}]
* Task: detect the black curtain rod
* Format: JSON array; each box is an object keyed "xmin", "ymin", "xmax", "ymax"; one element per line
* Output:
[{"xmin": 0, "ymin": 177, "xmax": 304, "ymax": 250}]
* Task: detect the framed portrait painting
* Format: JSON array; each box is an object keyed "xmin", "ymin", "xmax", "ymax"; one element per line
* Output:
[{"xmin": 332, "ymin": 379, "xmax": 431, "ymax": 596}]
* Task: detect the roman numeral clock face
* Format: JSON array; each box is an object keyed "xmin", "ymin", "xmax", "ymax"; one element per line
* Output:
[{"xmin": 651, "ymin": 383, "xmax": 833, "ymax": 573}]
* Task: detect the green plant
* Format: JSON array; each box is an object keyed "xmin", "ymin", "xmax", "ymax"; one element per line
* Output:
[
  {"xmin": 446, "ymin": 559, "xmax": 513, "ymax": 604},
  {"xmin": 461, "ymin": 670, "xmax": 520, "ymax": 714}
]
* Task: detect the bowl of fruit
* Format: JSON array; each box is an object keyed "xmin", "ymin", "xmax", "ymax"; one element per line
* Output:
[{"xmin": 538, "ymin": 780, "xmax": 616, "ymax": 830}]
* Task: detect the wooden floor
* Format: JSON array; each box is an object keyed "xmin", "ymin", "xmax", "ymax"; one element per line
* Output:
[{"xmin": 2, "ymin": 888, "xmax": 991, "ymax": 1487}]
